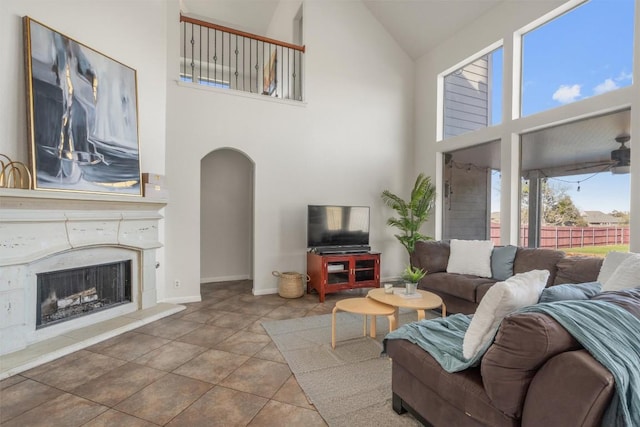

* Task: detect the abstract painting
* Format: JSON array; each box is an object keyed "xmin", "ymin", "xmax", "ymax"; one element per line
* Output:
[{"xmin": 24, "ymin": 17, "xmax": 142, "ymax": 195}]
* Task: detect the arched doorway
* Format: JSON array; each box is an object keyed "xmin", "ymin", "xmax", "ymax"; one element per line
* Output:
[{"xmin": 200, "ymin": 148, "xmax": 254, "ymax": 285}]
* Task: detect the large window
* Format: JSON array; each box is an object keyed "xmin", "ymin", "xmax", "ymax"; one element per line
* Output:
[
  {"xmin": 519, "ymin": 111, "xmax": 630, "ymax": 252},
  {"xmin": 521, "ymin": 0, "xmax": 634, "ymax": 117},
  {"xmin": 441, "ymin": 47, "xmax": 503, "ymax": 139}
]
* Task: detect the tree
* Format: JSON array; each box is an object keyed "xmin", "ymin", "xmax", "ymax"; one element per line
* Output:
[
  {"xmin": 611, "ymin": 210, "xmax": 630, "ymax": 224},
  {"xmin": 521, "ymin": 179, "xmax": 586, "ymax": 226}
]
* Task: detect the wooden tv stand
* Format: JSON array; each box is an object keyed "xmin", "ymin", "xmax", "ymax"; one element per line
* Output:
[{"xmin": 307, "ymin": 252, "xmax": 380, "ymax": 302}]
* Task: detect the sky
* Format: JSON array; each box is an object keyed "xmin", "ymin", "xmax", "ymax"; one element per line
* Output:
[{"xmin": 492, "ymin": 0, "xmax": 634, "ymax": 213}]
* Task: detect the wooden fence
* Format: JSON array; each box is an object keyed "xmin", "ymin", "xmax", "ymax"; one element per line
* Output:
[{"xmin": 490, "ymin": 224, "xmax": 630, "ymax": 249}]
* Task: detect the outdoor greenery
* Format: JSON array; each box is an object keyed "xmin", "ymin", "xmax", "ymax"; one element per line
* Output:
[
  {"xmin": 381, "ymin": 173, "xmax": 436, "ymax": 257},
  {"xmin": 562, "ymin": 244, "xmax": 629, "ymax": 257},
  {"xmin": 522, "ymin": 180, "xmax": 586, "ymax": 226}
]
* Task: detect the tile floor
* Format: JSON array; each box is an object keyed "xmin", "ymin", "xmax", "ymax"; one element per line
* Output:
[{"xmin": 0, "ymin": 281, "xmax": 376, "ymax": 426}]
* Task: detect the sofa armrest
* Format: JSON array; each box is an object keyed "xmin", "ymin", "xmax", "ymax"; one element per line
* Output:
[{"xmin": 522, "ymin": 350, "xmax": 614, "ymax": 427}]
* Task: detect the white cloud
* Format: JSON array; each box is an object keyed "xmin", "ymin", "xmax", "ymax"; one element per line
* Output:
[
  {"xmin": 552, "ymin": 84, "xmax": 581, "ymax": 104},
  {"xmin": 616, "ymin": 71, "xmax": 633, "ymax": 82},
  {"xmin": 593, "ymin": 78, "xmax": 619, "ymax": 95}
]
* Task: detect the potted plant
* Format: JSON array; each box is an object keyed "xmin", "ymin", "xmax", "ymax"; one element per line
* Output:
[
  {"xmin": 382, "ymin": 173, "xmax": 436, "ymax": 289},
  {"xmin": 381, "ymin": 173, "xmax": 437, "ymax": 257},
  {"xmin": 401, "ymin": 265, "xmax": 426, "ymax": 294}
]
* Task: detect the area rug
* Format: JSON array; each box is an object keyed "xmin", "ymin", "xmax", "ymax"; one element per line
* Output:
[{"xmin": 262, "ymin": 310, "xmax": 433, "ymax": 426}]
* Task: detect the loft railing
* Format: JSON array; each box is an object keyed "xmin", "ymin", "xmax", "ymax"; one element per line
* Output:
[{"xmin": 180, "ymin": 15, "xmax": 305, "ymax": 101}]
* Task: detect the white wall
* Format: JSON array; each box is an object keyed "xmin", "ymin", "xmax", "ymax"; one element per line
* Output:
[
  {"xmin": 415, "ymin": 0, "xmax": 640, "ymax": 253},
  {"xmin": 0, "ymin": 0, "xmax": 168, "ymax": 286},
  {"xmin": 164, "ymin": 0, "xmax": 415, "ymax": 301},
  {"xmin": 200, "ymin": 149, "xmax": 253, "ymax": 282}
]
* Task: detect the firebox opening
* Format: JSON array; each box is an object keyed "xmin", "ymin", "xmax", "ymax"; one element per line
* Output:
[{"xmin": 36, "ymin": 260, "xmax": 132, "ymax": 329}]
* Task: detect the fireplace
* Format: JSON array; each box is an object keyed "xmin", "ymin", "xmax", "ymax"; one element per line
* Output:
[
  {"xmin": 37, "ymin": 261, "xmax": 132, "ymax": 329},
  {"xmin": 0, "ymin": 189, "xmax": 166, "ymax": 356}
]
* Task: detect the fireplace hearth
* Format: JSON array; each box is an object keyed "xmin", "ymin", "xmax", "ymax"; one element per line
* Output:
[{"xmin": 37, "ymin": 261, "xmax": 132, "ymax": 329}]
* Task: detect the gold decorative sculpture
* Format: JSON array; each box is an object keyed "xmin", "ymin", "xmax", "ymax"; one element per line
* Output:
[{"xmin": 0, "ymin": 154, "xmax": 32, "ymax": 189}]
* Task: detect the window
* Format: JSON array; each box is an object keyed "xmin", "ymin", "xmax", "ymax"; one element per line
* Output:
[
  {"xmin": 441, "ymin": 47, "xmax": 503, "ymax": 139},
  {"xmin": 521, "ymin": 0, "xmax": 634, "ymax": 117},
  {"xmin": 442, "ymin": 140, "xmax": 501, "ymax": 241},
  {"xmin": 519, "ymin": 111, "xmax": 630, "ymax": 252}
]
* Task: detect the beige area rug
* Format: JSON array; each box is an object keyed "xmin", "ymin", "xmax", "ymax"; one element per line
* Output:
[{"xmin": 262, "ymin": 310, "xmax": 433, "ymax": 426}]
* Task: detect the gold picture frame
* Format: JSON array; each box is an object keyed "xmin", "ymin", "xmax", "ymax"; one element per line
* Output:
[{"xmin": 23, "ymin": 17, "xmax": 142, "ymax": 195}]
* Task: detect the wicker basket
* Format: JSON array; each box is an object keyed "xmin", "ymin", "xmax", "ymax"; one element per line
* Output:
[{"xmin": 272, "ymin": 271, "xmax": 308, "ymax": 298}]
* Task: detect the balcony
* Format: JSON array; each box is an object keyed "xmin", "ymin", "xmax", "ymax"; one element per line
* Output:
[{"xmin": 180, "ymin": 15, "xmax": 305, "ymax": 101}]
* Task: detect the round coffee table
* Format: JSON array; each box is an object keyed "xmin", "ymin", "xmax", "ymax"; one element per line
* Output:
[
  {"xmin": 331, "ymin": 297, "xmax": 397, "ymax": 349},
  {"xmin": 367, "ymin": 288, "xmax": 446, "ymax": 326}
]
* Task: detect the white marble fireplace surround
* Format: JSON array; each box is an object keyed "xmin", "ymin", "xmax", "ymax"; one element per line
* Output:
[{"xmin": 0, "ymin": 189, "xmax": 179, "ymax": 375}]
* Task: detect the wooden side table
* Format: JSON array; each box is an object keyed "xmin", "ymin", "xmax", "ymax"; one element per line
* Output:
[{"xmin": 331, "ymin": 297, "xmax": 396, "ymax": 349}]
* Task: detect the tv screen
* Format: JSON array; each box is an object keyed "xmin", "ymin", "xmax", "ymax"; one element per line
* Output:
[{"xmin": 307, "ymin": 205, "xmax": 370, "ymax": 249}]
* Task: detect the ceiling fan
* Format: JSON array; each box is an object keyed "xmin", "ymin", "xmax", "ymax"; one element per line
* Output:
[
  {"xmin": 565, "ymin": 134, "xmax": 631, "ymax": 174},
  {"xmin": 610, "ymin": 134, "xmax": 631, "ymax": 174}
]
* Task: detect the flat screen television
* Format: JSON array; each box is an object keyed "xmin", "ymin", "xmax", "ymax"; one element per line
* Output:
[{"xmin": 307, "ymin": 205, "xmax": 370, "ymax": 253}]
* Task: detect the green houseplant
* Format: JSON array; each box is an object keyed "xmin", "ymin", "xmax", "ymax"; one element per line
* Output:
[
  {"xmin": 381, "ymin": 173, "xmax": 437, "ymax": 257},
  {"xmin": 382, "ymin": 173, "xmax": 436, "ymax": 293},
  {"xmin": 401, "ymin": 265, "xmax": 427, "ymax": 294}
]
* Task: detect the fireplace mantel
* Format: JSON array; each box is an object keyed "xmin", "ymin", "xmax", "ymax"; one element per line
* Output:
[
  {"xmin": 0, "ymin": 188, "xmax": 167, "ymax": 356},
  {"xmin": 0, "ymin": 188, "xmax": 167, "ymax": 210}
]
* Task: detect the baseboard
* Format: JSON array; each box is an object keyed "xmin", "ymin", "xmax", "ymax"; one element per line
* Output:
[
  {"xmin": 253, "ymin": 286, "xmax": 278, "ymax": 296},
  {"xmin": 161, "ymin": 295, "xmax": 202, "ymax": 304},
  {"xmin": 200, "ymin": 274, "xmax": 250, "ymax": 284}
]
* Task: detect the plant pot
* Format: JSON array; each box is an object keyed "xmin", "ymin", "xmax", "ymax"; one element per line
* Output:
[{"xmin": 405, "ymin": 282, "xmax": 417, "ymax": 295}]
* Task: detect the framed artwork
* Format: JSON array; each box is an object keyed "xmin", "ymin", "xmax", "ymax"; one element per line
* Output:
[
  {"xmin": 23, "ymin": 17, "xmax": 142, "ymax": 196},
  {"xmin": 263, "ymin": 49, "xmax": 277, "ymax": 96}
]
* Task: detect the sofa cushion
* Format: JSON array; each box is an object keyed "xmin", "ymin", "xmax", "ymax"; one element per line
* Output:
[
  {"xmin": 597, "ymin": 251, "xmax": 635, "ymax": 285},
  {"xmin": 463, "ymin": 270, "xmax": 549, "ymax": 360},
  {"xmin": 481, "ymin": 312, "xmax": 581, "ymax": 418},
  {"xmin": 538, "ymin": 281, "xmax": 602, "ymax": 303},
  {"xmin": 553, "ymin": 256, "xmax": 603, "ymax": 285},
  {"xmin": 447, "ymin": 239, "xmax": 494, "ymax": 278},
  {"xmin": 491, "ymin": 245, "xmax": 518, "ymax": 280},
  {"xmin": 411, "ymin": 240, "xmax": 450, "ymax": 274},
  {"xmin": 603, "ymin": 253, "xmax": 640, "ymax": 291},
  {"xmin": 513, "ymin": 248, "xmax": 564, "ymax": 286},
  {"xmin": 420, "ymin": 272, "xmax": 496, "ymax": 303}
]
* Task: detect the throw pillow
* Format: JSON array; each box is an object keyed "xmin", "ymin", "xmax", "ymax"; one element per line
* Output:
[
  {"xmin": 597, "ymin": 251, "xmax": 635, "ymax": 286},
  {"xmin": 491, "ymin": 245, "xmax": 518, "ymax": 281},
  {"xmin": 538, "ymin": 281, "xmax": 602, "ymax": 303},
  {"xmin": 603, "ymin": 253, "xmax": 640, "ymax": 291},
  {"xmin": 462, "ymin": 269, "xmax": 550, "ymax": 360},
  {"xmin": 447, "ymin": 239, "xmax": 494, "ymax": 278}
]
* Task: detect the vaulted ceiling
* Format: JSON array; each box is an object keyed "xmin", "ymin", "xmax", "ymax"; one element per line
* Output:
[
  {"xmin": 180, "ymin": 0, "xmax": 503, "ymax": 59},
  {"xmin": 179, "ymin": 0, "xmax": 632, "ymax": 175}
]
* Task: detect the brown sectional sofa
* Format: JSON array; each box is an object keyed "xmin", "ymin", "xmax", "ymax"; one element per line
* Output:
[
  {"xmin": 388, "ymin": 241, "xmax": 630, "ymax": 427},
  {"xmin": 410, "ymin": 240, "xmax": 604, "ymax": 314}
]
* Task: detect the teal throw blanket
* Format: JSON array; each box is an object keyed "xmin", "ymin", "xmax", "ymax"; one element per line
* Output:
[{"xmin": 384, "ymin": 313, "xmax": 482, "ymax": 372}]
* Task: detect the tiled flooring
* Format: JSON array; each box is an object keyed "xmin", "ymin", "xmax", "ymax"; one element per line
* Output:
[{"xmin": 0, "ymin": 280, "xmax": 375, "ymax": 426}]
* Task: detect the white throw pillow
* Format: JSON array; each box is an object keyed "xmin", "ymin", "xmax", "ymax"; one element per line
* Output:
[
  {"xmin": 462, "ymin": 269, "xmax": 550, "ymax": 360},
  {"xmin": 603, "ymin": 253, "xmax": 640, "ymax": 292},
  {"xmin": 447, "ymin": 239, "xmax": 494, "ymax": 278},
  {"xmin": 597, "ymin": 251, "xmax": 635, "ymax": 286}
]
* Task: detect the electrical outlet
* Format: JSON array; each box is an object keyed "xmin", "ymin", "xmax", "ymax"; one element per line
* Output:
[{"xmin": 174, "ymin": 280, "xmax": 181, "ymax": 288}]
